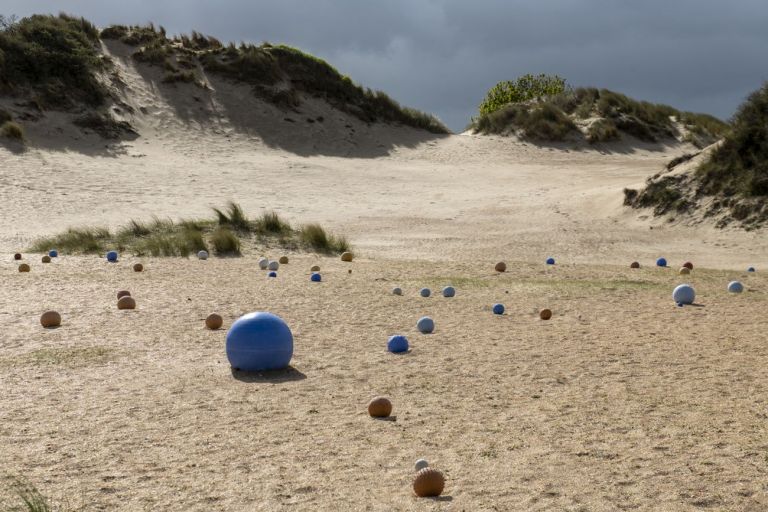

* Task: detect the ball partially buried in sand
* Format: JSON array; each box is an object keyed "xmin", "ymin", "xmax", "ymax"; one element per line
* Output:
[
  {"xmin": 279, "ymin": 256, "xmax": 289, "ymax": 264},
  {"xmin": 117, "ymin": 290, "xmax": 131, "ymax": 300},
  {"xmin": 40, "ymin": 311, "xmax": 61, "ymax": 328},
  {"xmin": 413, "ymin": 468, "xmax": 445, "ymax": 498},
  {"xmin": 442, "ymin": 286, "xmax": 455, "ymax": 298},
  {"xmin": 546, "ymin": 257, "xmax": 556, "ymax": 265},
  {"xmin": 419, "ymin": 288, "xmax": 431, "ymax": 298},
  {"xmin": 392, "ymin": 287, "xmax": 403, "ymax": 296},
  {"xmin": 197, "ymin": 250, "xmax": 209, "ymax": 260},
  {"xmin": 14, "ymin": 253, "xmax": 21, "ymax": 260},
  {"xmin": 267, "ymin": 260, "xmax": 279, "ymax": 271},
  {"xmin": 18, "ymin": 263, "xmax": 30, "ymax": 272},
  {"xmin": 540, "ymin": 308, "xmax": 552, "ymax": 320},
  {"xmin": 747, "ymin": 266, "xmax": 756, "ymax": 273},
  {"xmin": 367, "ymin": 397, "xmax": 392, "ymax": 418},
  {"xmin": 679, "ymin": 267, "xmax": 691, "ymax": 275},
  {"xmin": 672, "ymin": 284, "xmax": 695, "ymax": 305},
  {"xmin": 728, "ymin": 281, "xmax": 744, "ymax": 293},
  {"xmin": 117, "ymin": 296, "xmax": 136, "ymax": 310},
  {"xmin": 310, "ymin": 265, "xmax": 320, "ymax": 272},
  {"xmin": 656, "ymin": 257, "xmax": 667, "ymax": 267},
  {"xmin": 415, "ymin": 459, "xmax": 429, "ymax": 471},
  {"xmin": 107, "ymin": 250, "xmax": 118, "ymax": 263},
  {"xmin": 258, "ymin": 258, "xmax": 269, "ymax": 270},
  {"xmin": 417, "ymin": 316, "xmax": 435, "ymax": 334},
  {"xmin": 492, "ymin": 303, "xmax": 505, "ymax": 315},
  {"xmin": 41, "ymin": 255, "xmax": 51, "ymax": 263},
  {"xmin": 495, "ymin": 261, "xmax": 507, "ymax": 272},
  {"xmin": 310, "ymin": 272, "xmax": 321, "ymax": 282},
  {"xmin": 133, "ymin": 263, "xmax": 144, "ymax": 272},
  {"xmin": 268, "ymin": 271, "xmax": 277, "ymax": 278},
  {"xmin": 387, "ymin": 335, "xmax": 409, "ymax": 353},
  {"xmin": 630, "ymin": 261, "xmax": 640, "ymax": 269},
  {"xmin": 206, "ymin": 313, "xmax": 223, "ymax": 330},
  {"xmin": 341, "ymin": 252, "xmax": 354, "ymax": 262},
  {"xmin": 48, "ymin": 250, "xmax": 58, "ymax": 258},
  {"xmin": 683, "ymin": 261, "xmax": 694, "ymax": 270},
  {"xmin": 226, "ymin": 312, "xmax": 293, "ymax": 371}
]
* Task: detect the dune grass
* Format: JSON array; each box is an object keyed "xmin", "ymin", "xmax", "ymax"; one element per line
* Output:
[
  {"xmin": 3, "ymin": 476, "xmax": 52, "ymax": 512},
  {"xmin": 28, "ymin": 203, "xmax": 349, "ymax": 257},
  {"xmin": 0, "ymin": 121, "xmax": 24, "ymax": 141}
]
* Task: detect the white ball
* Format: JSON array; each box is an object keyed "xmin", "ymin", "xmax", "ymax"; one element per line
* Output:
[
  {"xmin": 672, "ymin": 284, "xmax": 695, "ymax": 305},
  {"xmin": 197, "ymin": 250, "xmax": 209, "ymax": 260},
  {"xmin": 415, "ymin": 459, "xmax": 429, "ymax": 471},
  {"xmin": 267, "ymin": 260, "xmax": 280, "ymax": 271},
  {"xmin": 258, "ymin": 258, "xmax": 269, "ymax": 270}
]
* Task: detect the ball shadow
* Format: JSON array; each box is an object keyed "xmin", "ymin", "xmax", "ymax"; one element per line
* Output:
[{"xmin": 230, "ymin": 365, "xmax": 307, "ymax": 383}]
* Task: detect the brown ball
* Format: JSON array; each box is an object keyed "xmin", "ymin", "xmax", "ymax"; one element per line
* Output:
[
  {"xmin": 205, "ymin": 313, "xmax": 223, "ymax": 330},
  {"xmin": 133, "ymin": 263, "xmax": 144, "ymax": 272},
  {"xmin": 341, "ymin": 251, "xmax": 354, "ymax": 262},
  {"xmin": 18, "ymin": 263, "xmax": 30, "ymax": 272},
  {"xmin": 413, "ymin": 468, "xmax": 445, "ymax": 498},
  {"xmin": 539, "ymin": 308, "xmax": 552, "ymax": 320},
  {"xmin": 117, "ymin": 290, "xmax": 131, "ymax": 300},
  {"xmin": 495, "ymin": 261, "xmax": 507, "ymax": 272},
  {"xmin": 279, "ymin": 256, "xmax": 289, "ymax": 264},
  {"xmin": 630, "ymin": 261, "xmax": 640, "ymax": 269},
  {"xmin": 679, "ymin": 267, "xmax": 691, "ymax": 275},
  {"xmin": 683, "ymin": 261, "xmax": 694, "ymax": 270},
  {"xmin": 117, "ymin": 296, "xmax": 136, "ymax": 310},
  {"xmin": 41, "ymin": 255, "xmax": 51, "ymax": 263},
  {"xmin": 13, "ymin": 253, "xmax": 21, "ymax": 260},
  {"xmin": 367, "ymin": 396, "xmax": 392, "ymax": 418},
  {"xmin": 310, "ymin": 265, "xmax": 320, "ymax": 272},
  {"xmin": 40, "ymin": 310, "xmax": 61, "ymax": 328}
]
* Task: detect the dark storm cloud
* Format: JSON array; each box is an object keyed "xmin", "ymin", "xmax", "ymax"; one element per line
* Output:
[{"xmin": 4, "ymin": 0, "xmax": 767, "ymax": 131}]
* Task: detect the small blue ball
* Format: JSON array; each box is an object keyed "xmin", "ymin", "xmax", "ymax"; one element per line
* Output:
[
  {"xmin": 226, "ymin": 312, "xmax": 293, "ymax": 371},
  {"xmin": 416, "ymin": 316, "xmax": 435, "ymax": 334},
  {"xmin": 727, "ymin": 281, "xmax": 744, "ymax": 293},
  {"xmin": 546, "ymin": 257, "xmax": 555, "ymax": 265},
  {"xmin": 672, "ymin": 284, "xmax": 695, "ymax": 305},
  {"xmin": 268, "ymin": 271, "xmax": 277, "ymax": 278},
  {"xmin": 48, "ymin": 250, "xmax": 58, "ymax": 258},
  {"xmin": 420, "ymin": 288, "xmax": 431, "ymax": 298},
  {"xmin": 747, "ymin": 266, "xmax": 756, "ymax": 272},
  {"xmin": 656, "ymin": 257, "xmax": 667, "ymax": 267},
  {"xmin": 310, "ymin": 272, "xmax": 321, "ymax": 282},
  {"xmin": 392, "ymin": 287, "xmax": 403, "ymax": 295},
  {"xmin": 492, "ymin": 303, "xmax": 505, "ymax": 315},
  {"xmin": 442, "ymin": 286, "xmax": 455, "ymax": 298},
  {"xmin": 106, "ymin": 250, "xmax": 118, "ymax": 262},
  {"xmin": 387, "ymin": 335, "xmax": 409, "ymax": 353}
]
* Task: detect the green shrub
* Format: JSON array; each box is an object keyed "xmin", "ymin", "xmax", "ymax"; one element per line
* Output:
[
  {"xmin": 478, "ymin": 74, "xmax": 567, "ymax": 116},
  {"xmin": 135, "ymin": 229, "xmax": 206, "ymax": 257},
  {"xmin": 132, "ymin": 43, "xmax": 172, "ymax": 65},
  {"xmin": 162, "ymin": 70, "xmax": 197, "ymax": 84},
  {"xmin": 210, "ymin": 226, "xmax": 241, "ymax": 255},
  {"xmin": 30, "ymin": 227, "xmax": 111, "ymax": 254},
  {"xmin": 299, "ymin": 223, "xmax": 349, "ymax": 253},
  {"xmin": 6, "ymin": 476, "xmax": 52, "ymax": 512},
  {"xmin": 0, "ymin": 120, "xmax": 24, "ymax": 140},
  {"xmin": 587, "ymin": 119, "xmax": 620, "ymax": 143},
  {"xmin": 255, "ymin": 210, "xmax": 292, "ymax": 234},
  {"xmin": 212, "ymin": 201, "xmax": 250, "ymax": 231},
  {"xmin": 100, "ymin": 25, "xmax": 128, "ymax": 40},
  {"xmin": 521, "ymin": 103, "xmax": 578, "ymax": 141}
]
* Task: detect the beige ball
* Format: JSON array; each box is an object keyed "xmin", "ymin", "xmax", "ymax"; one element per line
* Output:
[
  {"xmin": 18, "ymin": 263, "xmax": 30, "ymax": 272},
  {"xmin": 413, "ymin": 468, "xmax": 445, "ymax": 497},
  {"xmin": 40, "ymin": 310, "xmax": 61, "ymax": 328},
  {"xmin": 310, "ymin": 265, "xmax": 320, "ymax": 272},
  {"xmin": 41, "ymin": 255, "xmax": 51, "ymax": 263},
  {"xmin": 367, "ymin": 396, "xmax": 392, "ymax": 418},
  {"xmin": 679, "ymin": 267, "xmax": 691, "ymax": 275},
  {"xmin": 495, "ymin": 261, "xmax": 507, "ymax": 272},
  {"xmin": 133, "ymin": 263, "xmax": 144, "ymax": 272},
  {"xmin": 206, "ymin": 313, "xmax": 223, "ymax": 330},
  {"xmin": 279, "ymin": 256, "xmax": 289, "ymax": 264},
  {"xmin": 540, "ymin": 308, "xmax": 552, "ymax": 320},
  {"xmin": 117, "ymin": 296, "xmax": 136, "ymax": 310},
  {"xmin": 341, "ymin": 252, "xmax": 354, "ymax": 262}
]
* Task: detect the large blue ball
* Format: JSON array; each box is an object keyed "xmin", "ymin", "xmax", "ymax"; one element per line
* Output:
[
  {"xmin": 268, "ymin": 271, "xmax": 277, "ymax": 278},
  {"xmin": 442, "ymin": 286, "xmax": 455, "ymax": 298},
  {"xmin": 492, "ymin": 303, "xmax": 505, "ymax": 315},
  {"xmin": 387, "ymin": 335, "xmax": 409, "ymax": 353},
  {"xmin": 416, "ymin": 316, "xmax": 435, "ymax": 334},
  {"xmin": 656, "ymin": 257, "xmax": 667, "ymax": 267},
  {"xmin": 672, "ymin": 284, "xmax": 695, "ymax": 305},
  {"xmin": 310, "ymin": 272, "xmax": 321, "ymax": 282},
  {"xmin": 106, "ymin": 251, "xmax": 118, "ymax": 262},
  {"xmin": 727, "ymin": 281, "xmax": 744, "ymax": 293},
  {"xmin": 546, "ymin": 257, "xmax": 555, "ymax": 265},
  {"xmin": 226, "ymin": 312, "xmax": 293, "ymax": 371},
  {"xmin": 420, "ymin": 288, "xmax": 431, "ymax": 298},
  {"xmin": 747, "ymin": 267, "xmax": 756, "ymax": 272},
  {"xmin": 48, "ymin": 250, "xmax": 58, "ymax": 258}
]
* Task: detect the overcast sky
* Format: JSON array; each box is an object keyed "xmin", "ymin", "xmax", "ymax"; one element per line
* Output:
[{"xmin": 5, "ymin": 1, "xmax": 767, "ymax": 131}]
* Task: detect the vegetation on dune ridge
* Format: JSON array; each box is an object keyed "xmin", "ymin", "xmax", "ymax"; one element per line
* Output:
[
  {"xmin": 2, "ymin": 476, "xmax": 53, "ymax": 512},
  {"xmin": 99, "ymin": 24, "xmax": 448, "ymax": 133},
  {"xmin": 624, "ymin": 83, "xmax": 768, "ymax": 229},
  {"xmin": 28, "ymin": 202, "xmax": 350, "ymax": 256},
  {"xmin": 472, "ymin": 76, "xmax": 728, "ymax": 146}
]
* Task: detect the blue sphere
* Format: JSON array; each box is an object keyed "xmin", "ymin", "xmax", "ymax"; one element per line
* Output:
[
  {"xmin": 106, "ymin": 250, "xmax": 118, "ymax": 262},
  {"xmin": 416, "ymin": 316, "xmax": 435, "ymax": 334},
  {"xmin": 546, "ymin": 257, "xmax": 555, "ymax": 265},
  {"xmin": 226, "ymin": 312, "xmax": 293, "ymax": 371},
  {"xmin": 420, "ymin": 288, "xmax": 431, "ymax": 298},
  {"xmin": 747, "ymin": 266, "xmax": 756, "ymax": 272},
  {"xmin": 442, "ymin": 286, "xmax": 455, "ymax": 298},
  {"xmin": 656, "ymin": 257, "xmax": 667, "ymax": 267},
  {"xmin": 492, "ymin": 303, "xmax": 505, "ymax": 315},
  {"xmin": 392, "ymin": 287, "xmax": 403, "ymax": 295},
  {"xmin": 310, "ymin": 272, "xmax": 321, "ymax": 282},
  {"xmin": 672, "ymin": 284, "xmax": 695, "ymax": 305},
  {"xmin": 48, "ymin": 250, "xmax": 58, "ymax": 258},
  {"xmin": 387, "ymin": 335, "xmax": 409, "ymax": 353},
  {"xmin": 268, "ymin": 271, "xmax": 277, "ymax": 278},
  {"xmin": 727, "ymin": 281, "xmax": 744, "ymax": 293}
]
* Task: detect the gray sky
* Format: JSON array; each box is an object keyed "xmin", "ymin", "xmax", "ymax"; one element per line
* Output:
[{"xmin": 5, "ymin": 0, "xmax": 768, "ymax": 131}]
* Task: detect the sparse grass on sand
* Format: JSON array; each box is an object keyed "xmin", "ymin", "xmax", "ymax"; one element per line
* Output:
[
  {"xmin": 28, "ymin": 203, "xmax": 349, "ymax": 257},
  {"xmin": 2, "ymin": 476, "xmax": 52, "ymax": 512}
]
